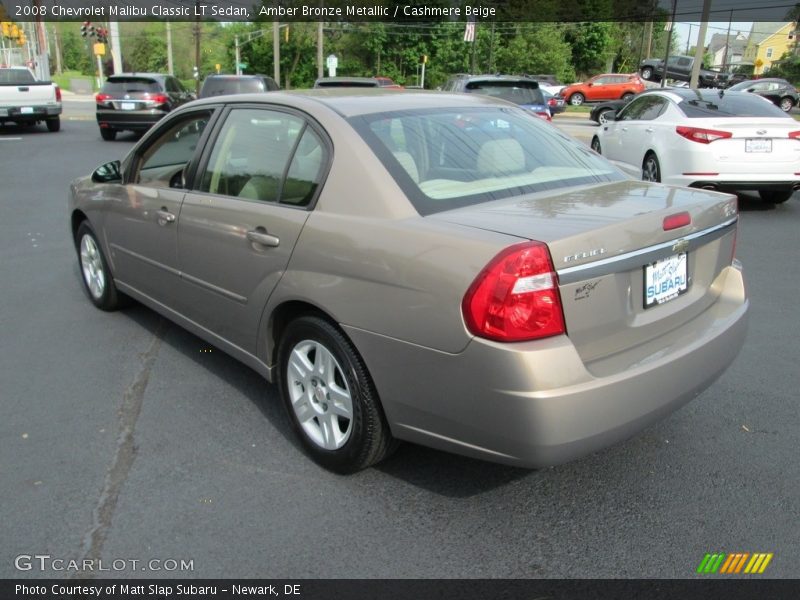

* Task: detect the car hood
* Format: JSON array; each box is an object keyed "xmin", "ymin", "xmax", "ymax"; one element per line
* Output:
[{"xmin": 429, "ymin": 180, "xmax": 737, "ymax": 270}]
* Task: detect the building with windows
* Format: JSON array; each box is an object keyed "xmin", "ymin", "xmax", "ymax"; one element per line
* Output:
[{"xmin": 743, "ymin": 22, "xmax": 797, "ymax": 75}]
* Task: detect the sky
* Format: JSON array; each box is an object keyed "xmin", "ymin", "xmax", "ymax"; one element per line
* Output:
[{"xmin": 673, "ymin": 22, "xmax": 753, "ymax": 53}]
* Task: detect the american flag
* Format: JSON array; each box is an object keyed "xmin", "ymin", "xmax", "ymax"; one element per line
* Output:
[{"xmin": 464, "ymin": 19, "xmax": 476, "ymax": 43}]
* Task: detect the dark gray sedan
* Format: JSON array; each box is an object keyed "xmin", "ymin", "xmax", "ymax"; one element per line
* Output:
[{"xmin": 69, "ymin": 90, "xmax": 749, "ymax": 472}]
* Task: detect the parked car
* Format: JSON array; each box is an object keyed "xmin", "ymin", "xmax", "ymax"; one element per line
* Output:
[
  {"xmin": 639, "ymin": 55, "xmax": 727, "ymax": 88},
  {"xmin": 726, "ymin": 78, "xmax": 798, "ymax": 113},
  {"xmin": 0, "ymin": 66, "xmax": 61, "ymax": 131},
  {"xmin": 95, "ymin": 73, "xmax": 194, "ymax": 141},
  {"xmin": 199, "ymin": 74, "xmax": 279, "ymax": 98},
  {"xmin": 588, "ymin": 88, "xmax": 669, "ymax": 124},
  {"xmin": 70, "ymin": 89, "xmax": 748, "ymax": 473},
  {"xmin": 314, "ymin": 77, "xmax": 401, "ymax": 88},
  {"xmin": 559, "ymin": 73, "xmax": 645, "ymax": 106},
  {"xmin": 542, "ymin": 90, "xmax": 566, "ymax": 115},
  {"xmin": 590, "ymin": 88, "xmax": 800, "ymax": 203},
  {"xmin": 442, "ymin": 74, "xmax": 551, "ymax": 120}
]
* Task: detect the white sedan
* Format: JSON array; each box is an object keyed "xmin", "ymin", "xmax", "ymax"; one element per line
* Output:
[{"xmin": 591, "ymin": 88, "xmax": 800, "ymax": 203}]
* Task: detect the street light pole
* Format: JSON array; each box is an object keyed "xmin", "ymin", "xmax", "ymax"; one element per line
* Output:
[{"xmin": 235, "ymin": 35, "xmax": 241, "ymax": 75}]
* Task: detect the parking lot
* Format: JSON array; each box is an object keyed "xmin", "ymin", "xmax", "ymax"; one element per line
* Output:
[{"xmin": 1, "ymin": 99, "xmax": 798, "ymax": 579}]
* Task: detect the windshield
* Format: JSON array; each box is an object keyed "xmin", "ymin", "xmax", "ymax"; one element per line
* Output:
[{"xmin": 352, "ymin": 106, "xmax": 623, "ymax": 215}]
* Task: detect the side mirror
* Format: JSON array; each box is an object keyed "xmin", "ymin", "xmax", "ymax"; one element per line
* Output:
[
  {"xmin": 587, "ymin": 82, "xmax": 594, "ymax": 87},
  {"xmin": 746, "ymin": 87, "xmax": 755, "ymax": 93},
  {"xmin": 606, "ymin": 111, "xmax": 617, "ymax": 121},
  {"xmin": 91, "ymin": 160, "xmax": 122, "ymax": 184}
]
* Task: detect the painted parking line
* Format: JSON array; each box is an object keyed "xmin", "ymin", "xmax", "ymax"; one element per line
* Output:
[{"xmin": 0, "ymin": 137, "xmax": 23, "ymax": 141}]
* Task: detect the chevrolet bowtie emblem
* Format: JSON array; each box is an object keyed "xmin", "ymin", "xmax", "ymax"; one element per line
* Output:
[{"xmin": 672, "ymin": 239, "xmax": 689, "ymax": 253}]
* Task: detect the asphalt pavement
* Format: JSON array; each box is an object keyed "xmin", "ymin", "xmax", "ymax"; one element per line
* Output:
[{"xmin": 1, "ymin": 114, "xmax": 798, "ymax": 580}]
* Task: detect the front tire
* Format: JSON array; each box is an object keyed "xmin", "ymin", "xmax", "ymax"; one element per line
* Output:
[
  {"xmin": 75, "ymin": 222, "xmax": 123, "ymax": 311},
  {"xmin": 779, "ymin": 97, "xmax": 795, "ymax": 112},
  {"xmin": 591, "ymin": 137, "xmax": 602, "ymax": 154},
  {"xmin": 100, "ymin": 128, "xmax": 117, "ymax": 141},
  {"xmin": 642, "ymin": 153, "xmax": 661, "ymax": 183},
  {"xmin": 46, "ymin": 117, "xmax": 60, "ymax": 132},
  {"xmin": 759, "ymin": 189, "xmax": 794, "ymax": 204},
  {"xmin": 569, "ymin": 92, "xmax": 585, "ymax": 106},
  {"xmin": 277, "ymin": 316, "xmax": 397, "ymax": 473}
]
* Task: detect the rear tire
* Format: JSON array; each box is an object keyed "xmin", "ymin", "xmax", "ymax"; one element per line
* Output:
[
  {"xmin": 621, "ymin": 92, "xmax": 635, "ymax": 101},
  {"xmin": 779, "ymin": 97, "xmax": 794, "ymax": 112},
  {"xmin": 591, "ymin": 137, "xmax": 602, "ymax": 154},
  {"xmin": 642, "ymin": 153, "xmax": 661, "ymax": 183},
  {"xmin": 641, "ymin": 67, "xmax": 654, "ymax": 80},
  {"xmin": 46, "ymin": 117, "xmax": 60, "ymax": 132},
  {"xmin": 569, "ymin": 93, "xmax": 585, "ymax": 106},
  {"xmin": 75, "ymin": 222, "xmax": 123, "ymax": 311},
  {"xmin": 100, "ymin": 128, "xmax": 117, "ymax": 141},
  {"xmin": 759, "ymin": 189, "xmax": 794, "ymax": 204},
  {"xmin": 277, "ymin": 315, "xmax": 397, "ymax": 473},
  {"xmin": 597, "ymin": 108, "xmax": 612, "ymax": 125}
]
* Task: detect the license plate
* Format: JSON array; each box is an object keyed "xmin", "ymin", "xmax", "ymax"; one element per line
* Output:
[
  {"xmin": 745, "ymin": 138, "xmax": 771, "ymax": 153},
  {"xmin": 644, "ymin": 253, "xmax": 688, "ymax": 308},
  {"xmin": 20, "ymin": 106, "xmax": 33, "ymax": 114},
  {"xmin": 120, "ymin": 102, "xmax": 136, "ymax": 110}
]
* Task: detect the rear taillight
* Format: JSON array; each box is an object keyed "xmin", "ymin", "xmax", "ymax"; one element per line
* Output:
[
  {"xmin": 95, "ymin": 93, "xmax": 112, "ymax": 103},
  {"xmin": 54, "ymin": 86, "xmax": 61, "ymax": 102},
  {"xmin": 789, "ymin": 131, "xmax": 800, "ymax": 140},
  {"xmin": 462, "ymin": 242, "xmax": 565, "ymax": 342},
  {"xmin": 150, "ymin": 93, "xmax": 169, "ymax": 104},
  {"xmin": 676, "ymin": 125, "xmax": 732, "ymax": 144}
]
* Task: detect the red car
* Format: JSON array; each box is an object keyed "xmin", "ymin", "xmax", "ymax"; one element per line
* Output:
[{"xmin": 560, "ymin": 73, "xmax": 645, "ymax": 106}]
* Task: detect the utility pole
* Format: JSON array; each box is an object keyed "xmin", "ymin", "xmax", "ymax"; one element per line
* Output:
[
  {"xmin": 686, "ymin": 24, "xmax": 693, "ymax": 54},
  {"xmin": 646, "ymin": 21, "xmax": 653, "ymax": 58},
  {"xmin": 317, "ymin": 22, "xmax": 323, "ymax": 79},
  {"xmin": 109, "ymin": 21, "xmax": 121, "ymax": 74},
  {"xmin": 193, "ymin": 4, "xmax": 201, "ymax": 94},
  {"xmin": 52, "ymin": 26, "xmax": 62, "ymax": 74},
  {"xmin": 689, "ymin": 0, "xmax": 712, "ymax": 88},
  {"xmin": 721, "ymin": 10, "xmax": 733, "ymax": 71},
  {"xmin": 166, "ymin": 21, "xmax": 173, "ymax": 75},
  {"xmin": 273, "ymin": 21, "xmax": 280, "ymax": 86},
  {"xmin": 660, "ymin": 0, "xmax": 678, "ymax": 88}
]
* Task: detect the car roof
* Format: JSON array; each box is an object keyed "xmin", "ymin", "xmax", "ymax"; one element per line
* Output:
[
  {"xmin": 185, "ymin": 89, "xmax": 520, "ymax": 117},
  {"xmin": 204, "ymin": 74, "xmax": 271, "ymax": 80},
  {"xmin": 315, "ymin": 77, "xmax": 380, "ymax": 84}
]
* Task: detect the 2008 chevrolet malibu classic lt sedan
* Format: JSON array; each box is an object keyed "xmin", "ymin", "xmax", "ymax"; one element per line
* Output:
[{"xmin": 69, "ymin": 90, "xmax": 749, "ymax": 473}]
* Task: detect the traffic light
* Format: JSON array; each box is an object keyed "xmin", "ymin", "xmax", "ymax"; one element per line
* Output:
[
  {"xmin": 80, "ymin": 22, "xmax": 90, "ymax": 38},
  {"xmin": 192, "ymin": 66, "xmax": 199, "ymax": 79}
]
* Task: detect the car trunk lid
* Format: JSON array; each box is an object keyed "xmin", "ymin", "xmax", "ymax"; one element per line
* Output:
[{"xmin": 432, "ymin": 180, "xmax": 739, "ymax": 366}]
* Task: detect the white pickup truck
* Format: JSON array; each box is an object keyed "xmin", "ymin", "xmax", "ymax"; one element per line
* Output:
[{"xmin": 0, "ymin": 67, "xmax": 62, "ymax": 131}]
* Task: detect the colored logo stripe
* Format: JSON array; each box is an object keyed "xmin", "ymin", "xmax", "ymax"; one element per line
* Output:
[{"xmin": 697, "ymin": 553, "xmax": 773, "ymax": 574}]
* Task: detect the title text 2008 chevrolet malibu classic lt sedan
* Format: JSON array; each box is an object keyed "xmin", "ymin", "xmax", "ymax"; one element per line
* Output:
[{"xmin": 69, "ymin": 90, "xmax": 748, "ymax": 473}]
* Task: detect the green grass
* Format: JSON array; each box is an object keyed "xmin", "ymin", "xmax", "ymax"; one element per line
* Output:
[
  {"xmin": 565, "ymin": 105, "xmax": 591, "ymax": 113},
  {"xmin": 52, "ymin": 71, "xmax": 97, "ymax": 92}
]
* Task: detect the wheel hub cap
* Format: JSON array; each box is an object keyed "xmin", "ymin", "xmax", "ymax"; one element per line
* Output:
[
  {"xmin": 80, "ymin": 235, "xmax": 105, "ymax": 299},
  {"xmin": 287, "ymin": 340, "xmax": 353, "ymax": 450}
]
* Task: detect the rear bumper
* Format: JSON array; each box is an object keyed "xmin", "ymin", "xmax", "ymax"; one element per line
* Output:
[
  {"xmin": 96, "ymin": 109, "xmax": 167, "ymax": 131},
  {"xmin": 345, "ymin": 264, "xmax": 748, "ymax": 468},
  {"xmin": 686, "ymin": 180, "xmax": 800, "ymax": 194},
  {"xmin": 0, "ymin": 104, "xmax": 61, "ymax": 121}
]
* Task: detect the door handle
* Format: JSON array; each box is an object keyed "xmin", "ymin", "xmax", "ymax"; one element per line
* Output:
[
  {"xmin": 156, "ymin": 209, "xmax": 176, "ymax": 225},
  {"xmin": 645, "ymin": 127, "xmax": 654, "ymax": 133},
  {"xmin": 621, "ymin": 127, "xmax": 628, "ymax": 132},
  {"xmin": 246, "ymin": 228, "xmax": 280, "ymax": 248}
]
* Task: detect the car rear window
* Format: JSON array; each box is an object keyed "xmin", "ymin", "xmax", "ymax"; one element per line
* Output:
[
  {"xmin": 201, "ymin": 78, "xmax": 269, "ymax": 97},
  {"xmin": 102, "ymin": 78, "xmax": 161, "ymax": 94},
  {"xmin": 316, "ymin": 80, "xmax": 380, "ymax": 88},
  {"xmin": 0, "ymin": 69, "xmax": 36, "ymax": 84},
  {"xmin": 352, "ymin": 106, "xmax": 623, "ymax": 216},
  {"xmin": 464, "ymin": 82, "xmax": 545, "ymax": 106},
  {"xmin": 678, "ymin": 93, "xmax": 789, "ymax": 118}
]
